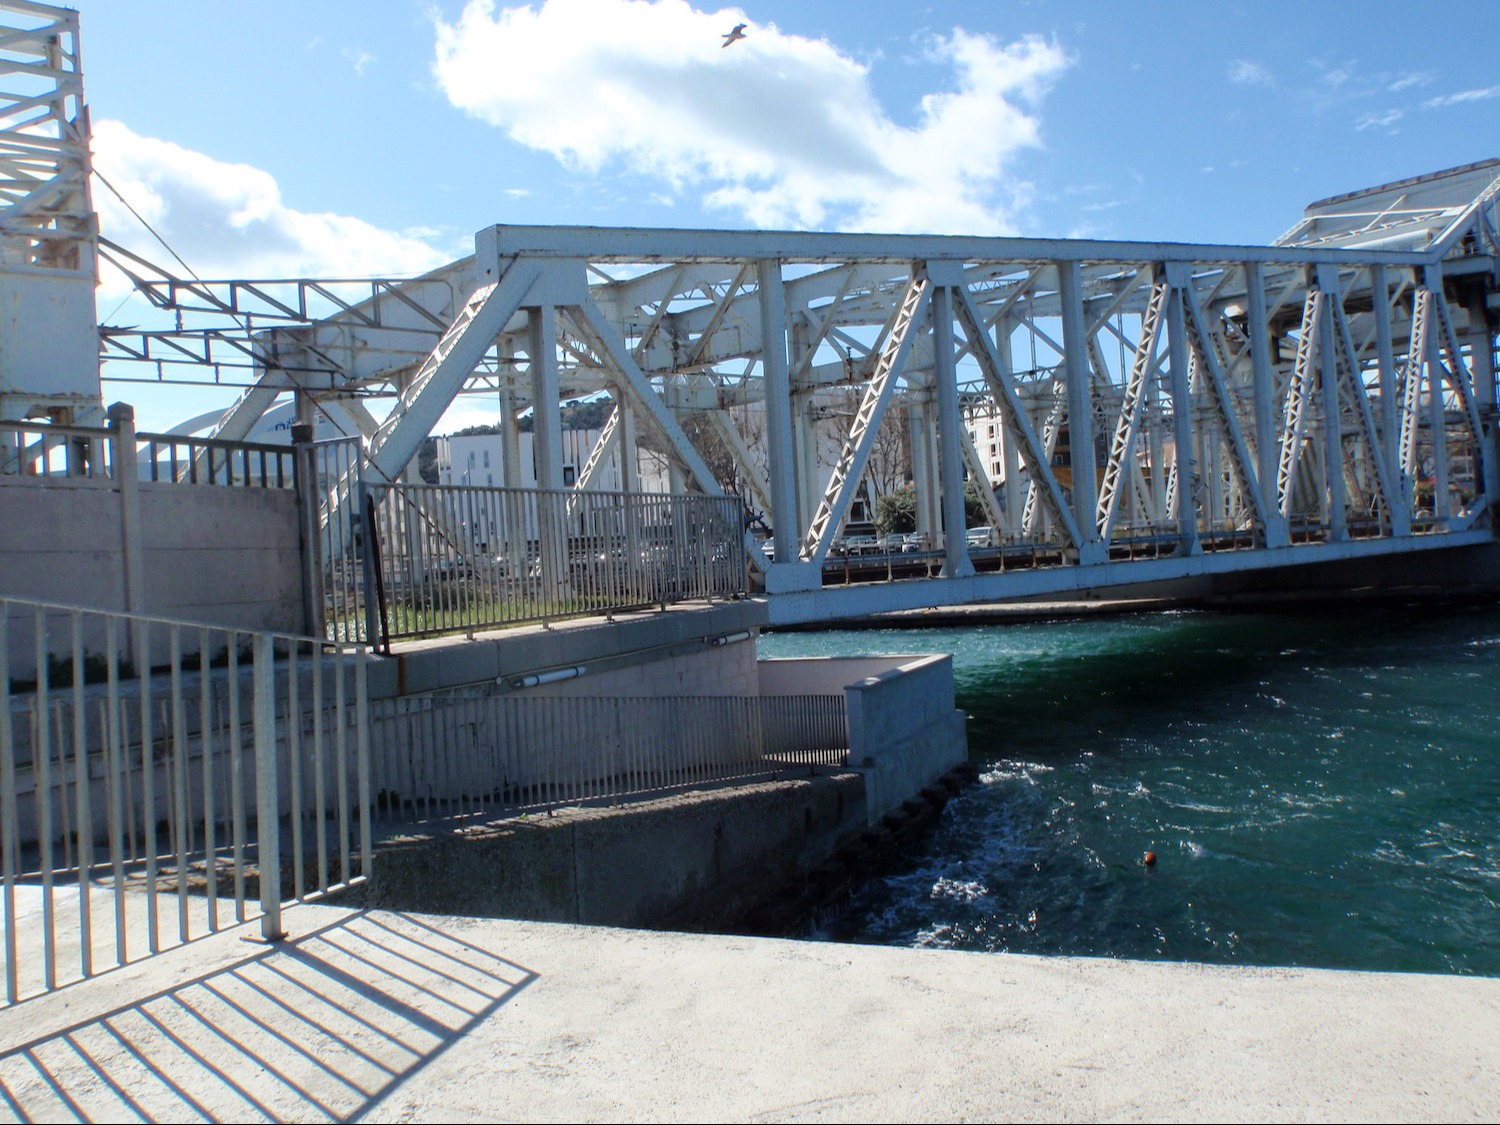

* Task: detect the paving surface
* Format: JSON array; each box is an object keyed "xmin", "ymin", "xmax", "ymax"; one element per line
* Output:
[{"xmin": 2, "ymin": 901, "xmax": 1497, "ymax": 1122}]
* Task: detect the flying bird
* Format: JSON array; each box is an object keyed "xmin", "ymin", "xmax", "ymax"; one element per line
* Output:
[{"xmin": 721, "ymin": 23, "xmax": 747, "ymax": 48}]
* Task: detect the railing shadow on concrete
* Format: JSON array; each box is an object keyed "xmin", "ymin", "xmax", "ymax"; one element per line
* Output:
[
  {"xmin": 0, "ymin": 909, "xmax": 537, "ymax": 1122},
  {"xmin": 2, "ymin": 595, "xmax": 374, "ymax": 1006}
]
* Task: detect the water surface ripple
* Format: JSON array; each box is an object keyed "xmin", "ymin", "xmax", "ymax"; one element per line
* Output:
[{"xmin": 762, "ymin": 604, "xmax": 1500, "ymax": 974}]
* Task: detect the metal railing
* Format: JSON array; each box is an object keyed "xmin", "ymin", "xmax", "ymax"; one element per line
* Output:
[
  {"xmin": 1, "ymin": 596, "xmax": 372, "ymax": 1006},
  {"xmin": 0, "ymin": 415, "xmax": 297, "ymax": 489},
  {"xmin": 300, "ymin": 435, "xmax": 367, "ymax": 642},
  {"xmin": 0, "ymin": 419, "xmax": 115, "ymax": 480},
  {"xmin": 367, "ymin": 691, "xmax": 848, "ymax": 824},
  {"xmin": 137, "ymin": 431, "xmax": 296, "ymax": 488},
  {"xmin": 358, "ymin": 483, "xmax": 749, "ymax": 642}
]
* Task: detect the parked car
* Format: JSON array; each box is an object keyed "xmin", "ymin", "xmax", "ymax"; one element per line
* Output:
[
  {"xmin": 844, "ymin": 534, "xmax": 879, "ymax": 555},
  {"xmin": 965, "ymin": 526, "xmax": 998, "ymax": 549},
  {"xmin": 901, "ymin": 532, "xmax": 933, "ymax": 553}
]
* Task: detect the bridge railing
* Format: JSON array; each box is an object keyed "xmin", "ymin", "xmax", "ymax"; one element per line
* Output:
[
  {"xmin": 0, "ymin": 419, "xmax": 115, "ymax": 481},
  {"xmin": 0, "ymin": 413, "xmax": 298, "ymax": 488},
  {"xmin": 356, "ymin": 482, "xmax": 749, "ymax": 644},
  {"xmin": 137, "ymin": 431, "xmax": 296, "ymax": 488},
  {"xmin": 366, "ymin": 691, "xmax": 847, "ymax": 825},
  {"xmin": 1, "ymin": 596, "xmax": 373, "ymax": 1006}
]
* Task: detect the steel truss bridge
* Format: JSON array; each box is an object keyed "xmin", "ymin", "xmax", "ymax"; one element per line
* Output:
[
  {"xmin": 90, "ymin": 157, "xmax": 1500, "ymax": 625},
  {"xmin": 1, "ymin": 2, "xmax": 1496, "ymax": 625}
]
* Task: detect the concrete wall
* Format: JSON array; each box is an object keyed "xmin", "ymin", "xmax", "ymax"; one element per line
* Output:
[
  {"xmin": 760, "ymin": 653, "xmax": 970, "ymax": 825},
  {"xmin": 0, "ymin": 478, "xmax": 302, "ymax": 626},
  {"xmin": 354, "ymin": 772, "xmax": 868, "ymax": 931},
  {"xmin": 2, "ymin": 478, "xmax": 304, "ymax": 677},
  {"xmin": 841, "ymin": 654, "xmax": 968, "ymax": 824}
]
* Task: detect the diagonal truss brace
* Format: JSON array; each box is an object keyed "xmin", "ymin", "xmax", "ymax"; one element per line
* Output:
[
  {"xmin": 570, "ymin": 404, "xmax": 620, "ymax": 494},
  {"xmin": 1399, "ymin": 288, "xmax": 1432, "ymax": 491},
  {"xmin": 804, "ymin": 275, "xmax": 930, "ymax": 561},
  {"xmin": 1096, "ymin": 281, "xmax": 1167, "ymax": 538},
  {"xmin": 683, "ymin": 263, "xmax": 752, "ymax": 368},
  {"xmin": 953, "ymin": 285, "xmax": 1081, "ymax": 549},
  {"xmin": 1428, "ymin": 278, "xmax": 1487, "ymax": 465},
  {"xmin": 1328, "ymin": 294, "xmax": 1396, "ymax": 522},
  {"xmin": 1277, "ymin": 287, "xmax": 1322, "ymax": 517},
  {"xmin": 706, "ymin": 408, "xmax": 775, "ymax": 522},
  {"xmin": 568, "ymin": 297, "xmax": 725, "ymax": 497},
  {"xmin": 959, "ymin": 423, "xmax": 1008, "ymax": 532},
  {"xmin": 1021, "ymin": 385, "xmax": 1067, "ymax": 538},
  {"xmin": 1179, "ymin": 280, "xmax": 1270, "ymax": 531},
  {"xmin": 365, "ymin": 264, "xmax": 540, "ymax": 485}
]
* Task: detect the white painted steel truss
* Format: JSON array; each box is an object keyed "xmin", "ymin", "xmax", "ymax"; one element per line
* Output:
[
  {"xmin": 93, "ymin": 162, "xmax": 1500, "ymax": 623},
  {"xmin": 0, "ymin": 0, "xmax": 97, "ymax": 421}
]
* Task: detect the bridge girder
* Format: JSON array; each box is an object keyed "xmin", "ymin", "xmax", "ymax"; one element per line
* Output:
[{"xmin": 91, "ymin": 160, "xmax": 1500, "ymax": 609}]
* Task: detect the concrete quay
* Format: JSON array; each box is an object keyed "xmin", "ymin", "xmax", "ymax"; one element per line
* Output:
[{"xmin": 2, "ymin": 901, "xmax": 1496, "ymax": 1122}]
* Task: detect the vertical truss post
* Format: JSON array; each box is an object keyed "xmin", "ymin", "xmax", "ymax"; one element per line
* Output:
[
  {"xmin": 1315, "ymin": 267, "xmax": 1348, "ymax": 541},
  {"xmin": 1426, "ymin": 265, "xmax": 1488, "ymax": 514},
  {"xmin": 757, "ymin": 260, "xmax": 800, "ymax": 563},
  {"xmin": 909, "ymin": 393, "xmax": 942, "ymax": 547},
  {"xmin": 1058, "ymin": 262, "xmax": 1104, "ymax": 564},
  {"xmin": 527, "ymin": 303, "xmax": 568, "ymax": 598},
  {"xmin": 995, "ymin": 318, "xmax": 1025, "ymax": 532},
  {"xmin": 1423, "ymin": 282, "xmax": 1451, "ymax": 525},
  {"xmin": 1246, "ymin": 262, "xmax": 1290, "ymax": 546},
  {"xmin": 498, "ymin": 386, "xmax": 522, "ymax": 489},
  {"xmin": 1325, "ymin": 269, "xmax": 1396, "ymax": 531},
  {"xmin": 1369, "ymin": 265, "xmax": 1410, "ymax": 536},
  {"xmin": 927, "ymin": 266, "xmax": 976, "ymax": 578},
  {"xmin": 617, "ymin": 398, "xmax": 640, "ymax": 494},
  {"xmin": 792, "ymin": 389, "xmax": 821, "ymax": 542},
  {"xmin": 527, "ymin": 305, "xmax": 565, "ymax": 492},
  {"xmin": 1163, "ymin": 277, "xmax": 1201, "ymax": 554},
  {"xmin": 1462, "ymin": 284, "xmax": 1500, "ymax": 507}
]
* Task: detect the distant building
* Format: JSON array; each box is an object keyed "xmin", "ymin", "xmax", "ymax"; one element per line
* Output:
[{"xmin": 435, "ymin": 429, "xmax": 672, "ymax": 493}]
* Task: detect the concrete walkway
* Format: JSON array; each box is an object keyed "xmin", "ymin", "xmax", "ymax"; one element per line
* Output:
[{"xmin": 2, "ymin": 902, "xmax": 1496, "ymax": 1122}]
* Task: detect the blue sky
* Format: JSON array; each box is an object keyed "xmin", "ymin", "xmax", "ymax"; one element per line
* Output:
[{"xmin": 75, "ymin": 0, "xmax": 1500, "ymax": 427}]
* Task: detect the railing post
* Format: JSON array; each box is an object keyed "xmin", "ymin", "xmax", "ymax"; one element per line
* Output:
[
  {"xmin": 107, "ymin": 404, "xmax": 146, "ymax": 620},
  {"xmin": 253, "ymin": 631, "xmax": 285, "ymax": 941},
  {"xmin": 359, "ymin": 481, "xmax": 382, "ymax": 650},
  {"xmin": 292, "ymin": 422, "xmax": 323, "ymax": 638}
]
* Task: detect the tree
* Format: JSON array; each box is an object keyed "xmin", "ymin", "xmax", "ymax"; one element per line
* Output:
[
  {"xmin": 874, "ymin": 486, "xmax": 916, "ymax": 534},
  {"xmin": 963, "ymin": 479, "xmax": 988, "ymax": 528},
  {"xmin": 874, "ymin": 480, "xmax": 988, "ymax": 534}
]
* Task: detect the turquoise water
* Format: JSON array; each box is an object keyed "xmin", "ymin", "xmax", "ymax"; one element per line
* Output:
[{"xmin": 760, "ymin": 604, "xmax": 1500, "ymax": 974}]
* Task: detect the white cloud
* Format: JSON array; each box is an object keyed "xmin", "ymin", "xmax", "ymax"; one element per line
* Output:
[
  {"xmin": 1388, "ymin": 71, "xmax": 1432, "ymax": 93},
  {"xmin": 1423, "ymin": 84, "xmax": 1500, "ymax": 109},
  {"xmin": 431, "ymin": 0, "xmax": 1070, "ymax": 235},
  {"xmin": 1227, "ymin": 59, "xmax": 1272, "ymax": 86},
  {"xmin": 90, "ymin": 119, "xmax": 452, "ymax": 292},
  {"xmin": 1355, "ymin": 108, "xmax": 1402, "ymax": 131},
  {"xmin": 1321, "ymin": 64, "xmax": 1354, "ymax": 89},
  {"xmin": 343, "ymin": 46, "xmax": 377, "ymax": 75}
]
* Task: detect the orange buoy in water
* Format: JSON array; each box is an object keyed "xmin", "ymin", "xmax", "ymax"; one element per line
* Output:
[{"xmin": 1143, "ymin": 850, "xmax": 1158, "ymax": 867}]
